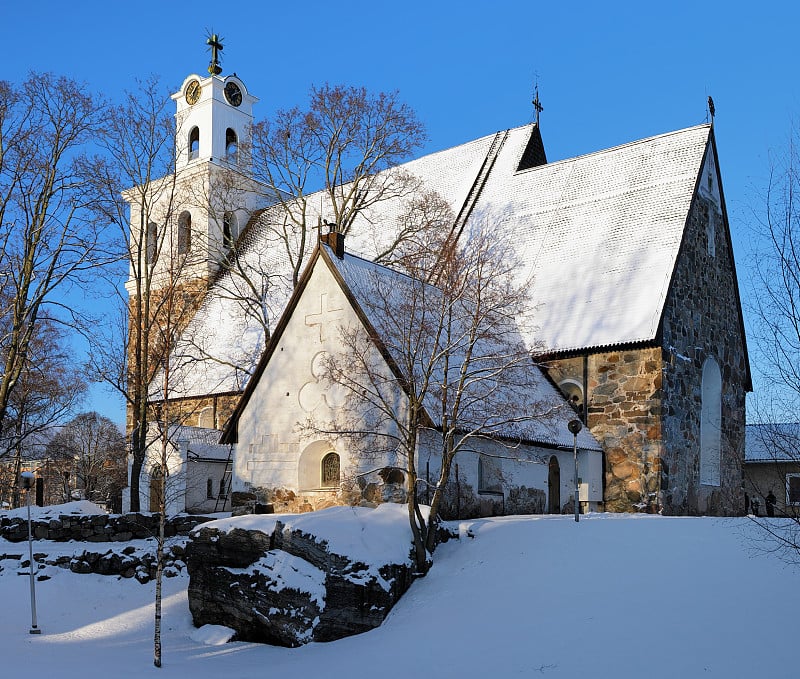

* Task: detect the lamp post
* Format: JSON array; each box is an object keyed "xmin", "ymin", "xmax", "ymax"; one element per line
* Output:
[
  {"xmin": 20, "ymin": 471, "xmax": 41, "ymax": 634},
  {"xmin": 568, "ymin": 419, "xmax": 583, "ymax": 523}
]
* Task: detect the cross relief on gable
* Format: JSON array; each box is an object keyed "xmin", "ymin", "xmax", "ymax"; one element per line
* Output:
[
  {"xmin": 305, "ymin": 291, "xmax": 344, "ymax": 342},
  {"xmin": 299, "ymin": 351, "xmax": 348, "ymax": 413}
]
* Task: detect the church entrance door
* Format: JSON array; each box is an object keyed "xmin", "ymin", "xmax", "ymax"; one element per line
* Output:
[
  {"xmin": 548, "ymin": 456, "xmax": 560, "ymax": 513},
  {"xmin": 149, "ymin": 466, "xmax": 164, "ymax": 512}
]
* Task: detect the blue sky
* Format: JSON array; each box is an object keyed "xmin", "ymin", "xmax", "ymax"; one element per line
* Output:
[{"xmin": 6, "ymin": 0, "xmax": 799, "ymax": 424}]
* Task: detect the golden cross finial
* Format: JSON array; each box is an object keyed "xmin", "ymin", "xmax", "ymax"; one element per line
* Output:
[{"xmin": 206, "ymin": 32, "xmax": 224, "ymax": 75}]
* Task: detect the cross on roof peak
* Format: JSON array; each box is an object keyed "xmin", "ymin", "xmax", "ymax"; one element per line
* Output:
[
  {"xmin": 532, "ymin": 84, "xmax": 544, "ymax": 126},
  {"xmin": 206, "ymin": 32, "xmax": 224, "ymax": 76}
]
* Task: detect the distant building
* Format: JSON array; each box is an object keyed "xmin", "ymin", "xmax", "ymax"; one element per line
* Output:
[{"xmin": 744, "ymin": 423, "xmax": 800, "ymax": 517}]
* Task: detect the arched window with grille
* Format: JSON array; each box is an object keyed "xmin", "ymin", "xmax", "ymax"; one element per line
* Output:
[{"xmin": 321, "ymin": 452, "xmax": 340, "ymax": 488}]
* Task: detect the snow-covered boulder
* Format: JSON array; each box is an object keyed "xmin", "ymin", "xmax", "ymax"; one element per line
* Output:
[{"xmin": 186, "ymin": 504, "xmax": 417, "ymax": 646}]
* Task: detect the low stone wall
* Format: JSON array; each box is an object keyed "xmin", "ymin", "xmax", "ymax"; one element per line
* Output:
[
  {"xmin": 0, "ymin": 513, "xmax": 214, "ymax": 543},
  {"xmin": 0, "ymin": 542, "xmax": 189, "ymax": 584}
]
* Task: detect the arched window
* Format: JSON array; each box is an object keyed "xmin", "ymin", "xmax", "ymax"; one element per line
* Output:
[
  {"xmin": 225, "ymin": 128, "xmax": 238, "ymax": 163},
  {"xmin": 299, "ymin": 441, "xmax": 341, "ymax": 490},
  {"xmin": 188, "ymin": 126, "xmax": 200, "ymax": 161},
  {"xmin": 197, "ymin": 406, "xmax": 214, "ymax": 429},
  {"xmin": 548, "ymin": 456, "xmax": 561, "ymax": 514},
  {"xmin": 700, "ymin": 357, "xmax": 722, "ymax": 486},
  {"xmin": 321, "ymin": 452, "xmax": 340, "ymax": 488},
  {"xmin": 146, "ymin": 222, "xmax": 158, "ymax": 265},
  {"xmin": 223, "ymin": 211, "xmax": 237, "ymax": 251},
  {"xmin": 178, "ymin": 211, "xmax": 191, "ymax": 254},
  {"xmin": 558, "ymin": 379, "xmax": 584, "ymax": 412}
]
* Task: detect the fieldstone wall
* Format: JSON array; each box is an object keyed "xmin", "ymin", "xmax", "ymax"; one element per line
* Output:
[
  {"xmin": 548, "ymin": 349, "xmax": 664, "ymax": 513},
  {"xmin": 240, "ymin": 477, "xmax": 541, "ymax": 520},
  {"xmin": 0, "ymin": 543, "xmax": 189, "ymax": 583},
  {"xmin": 0, "ymin": 512, "xmax": 214, "ymax": 543},
  {"xmin": 546, "ymin": 187, "xmax": 748, "ymax": 516},
  {"xmin": 660, "ymin": 192, "xmax": 748, "ymax": 515}
]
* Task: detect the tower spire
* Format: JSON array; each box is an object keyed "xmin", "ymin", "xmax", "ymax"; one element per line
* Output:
[{"xmin": 206, "ymin": 32, "xmax": 224, "ymax": 75}]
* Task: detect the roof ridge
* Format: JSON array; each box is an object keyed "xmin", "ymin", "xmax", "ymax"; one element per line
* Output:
[{"xmin": 514, "ymin": 123, "xmax": 712, "ymax": 175}]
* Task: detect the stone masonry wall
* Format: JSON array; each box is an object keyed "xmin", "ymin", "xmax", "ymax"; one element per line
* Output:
[
  {"xmin": 0, "ymin": 512, "xmax": 213, "ymax": 542},
  {"xmin": 548, "ymin": 348, "xmax": 664, "ymax": 513},
  {"xmin": 659, "ymin": 192, "xmax": 748, "ymax": 515}
]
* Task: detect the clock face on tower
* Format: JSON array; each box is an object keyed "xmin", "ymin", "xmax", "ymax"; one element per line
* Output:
[
  {"xmin": 224, "ymin": 81, "xmax": 242, "ymax": 107},
  {"xmin": 185, "ymin": 79, "xmax": 201, "ymax": 105}
]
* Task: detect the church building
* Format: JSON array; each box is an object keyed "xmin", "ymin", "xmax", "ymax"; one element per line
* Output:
[{"xmin": 125, "ymin": 54, "xmax": 750, "ymax": 517}]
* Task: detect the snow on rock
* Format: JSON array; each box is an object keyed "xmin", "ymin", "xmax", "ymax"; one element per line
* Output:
[
  {"xmin": 186, "ymin": 504, "xmax": 417, "ymax": 646},
  {"xmin": 189, "ymin": 625, "xmax": 237, "ymax": 646}
]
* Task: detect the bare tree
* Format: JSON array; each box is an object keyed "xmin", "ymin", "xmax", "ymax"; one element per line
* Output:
[
  {"xmin": 166, "ymin": 84, "xmax": 429, "ymax": 393},
  {"xmin": 82, "ymin": 76, "xmax": 205, "ymax": 514},
  {"xmin": 44, "ymin": 411, "xmax": 126, "ymax": 505},
  {"xmin": 316, "ymin": 218, "xmax": 546, "ymax": 573},
  {"xmin": 248, "ymin": 83, "xmax": 426, "ymax": 287},
  {"xmin": 0, "ymin": 315, "xmax": 87, "ymax": 507},
  {"xmin": 747, "ymin": 122, "xmax": 800, "ymax": 561},
  {"xmin": 0, "ymin": 73, "xmax": 105, "ymax": 450}
]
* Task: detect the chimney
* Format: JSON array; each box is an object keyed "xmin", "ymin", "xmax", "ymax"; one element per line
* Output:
[{"xmin": 320, "ymin": 223, "xmax": 345, "ymax": 259}]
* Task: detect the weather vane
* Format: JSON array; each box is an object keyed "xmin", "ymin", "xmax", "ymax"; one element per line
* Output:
[
  {"xmin": 532, "ymin": 83, "xmax": 544, "ymax": 126},
  {"xmin": 206, "ymin": 31, "xmax": 224, "ymax": 76},
  {"xmin": 707, "ymin": 95, "xmax": 715, "ymax": 124}
]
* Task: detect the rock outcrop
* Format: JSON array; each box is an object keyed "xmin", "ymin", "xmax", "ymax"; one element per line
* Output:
[{"xmin": 186, "ymin": 507, "xmax": 416, "ymax": 646}]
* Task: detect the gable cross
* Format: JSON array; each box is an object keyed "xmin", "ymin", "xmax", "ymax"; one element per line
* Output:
[{"xmin": 305, "ymin": 291, "xmax": 343, "ymax": 342}]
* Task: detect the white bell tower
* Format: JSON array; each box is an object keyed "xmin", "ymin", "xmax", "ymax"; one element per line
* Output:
[
  {"xmin": 125, "ymin": 36, "xmax": 264, "ymax": 299},
  {"xmin": 172, "ymin": 74, "xmax": 257, "ymax": 171}
]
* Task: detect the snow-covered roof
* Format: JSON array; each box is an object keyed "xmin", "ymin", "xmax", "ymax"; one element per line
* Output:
[
  {"xmin": 745, "ymin": 423, "xmax": 800, "ymax": 463},
  {"xmin": 164, "ymin": 123, "xmax": 712, "ymax": 400},
  {"xmin": 472, "ymin": 124, "xmax": 711, "ymax": 352},
  {"xmin": 162, "ymin": 133, "xmax": 496, "ymax": 400},
  {"xmin": 171, "ymin": 425, "xmax": 231, "ymax": 461},
  {"xmin": 324, "ymin": 246, "xmax": 601, "ymax": 451}
]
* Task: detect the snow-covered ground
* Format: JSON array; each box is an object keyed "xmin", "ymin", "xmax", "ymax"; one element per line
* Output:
[{"xmin": 1, "ymin": 510, "xmax": 795, "ymax": 678}]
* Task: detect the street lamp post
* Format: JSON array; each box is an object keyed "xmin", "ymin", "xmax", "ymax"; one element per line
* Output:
[
  {"xmin": 20, "ymin": 471, "xmax": 41, "ymax": 634},
  {"xmin": 568, "ymin": 419, "xmax": 583, "ymax": 523}
]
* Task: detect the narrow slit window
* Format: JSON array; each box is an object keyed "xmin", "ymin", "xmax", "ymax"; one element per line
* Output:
[
  {"xmin": 178, "ymin": 211, "xmax": 192, "ymax": 254},
  {"xmin": 189, "ymin": 126, "xmax": 200, "ymax": 161},
  {"xmin": 225, "ymin": 128, "xmax": 238, "ymax": 163}
]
